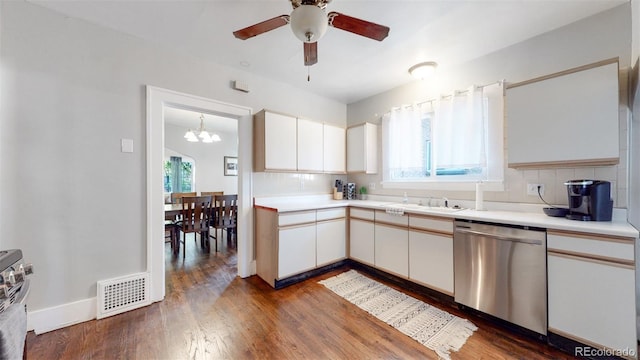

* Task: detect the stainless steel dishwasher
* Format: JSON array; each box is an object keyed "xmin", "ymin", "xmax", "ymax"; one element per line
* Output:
[{"xmin": 454, "ymin": 220, "xmax": 547, "ymax": 335}]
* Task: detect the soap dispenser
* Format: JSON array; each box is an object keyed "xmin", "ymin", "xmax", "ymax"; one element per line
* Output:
[{"xmin": 402, "ymin": 192, "xmax": 409, "ymax": 204}]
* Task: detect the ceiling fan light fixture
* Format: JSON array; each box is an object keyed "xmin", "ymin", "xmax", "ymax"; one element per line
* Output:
[
  {"xmin": 409, "ymin": 61, "xmax": 438, "ymax": 79},
  {"xmin": 290, "ymin": 5, "xmax": 328, "ymax": 43}
]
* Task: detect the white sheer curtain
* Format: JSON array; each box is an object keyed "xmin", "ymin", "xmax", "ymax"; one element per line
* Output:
[
  {"xmin": 433, "ymin": 85, "xmax": 486, "ymax": 169},
  {"xmin": 382, "ymin": 103, "xmax": 430, "ymax": 179}
]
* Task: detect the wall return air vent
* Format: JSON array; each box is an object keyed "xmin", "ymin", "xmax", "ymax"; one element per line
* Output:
[{"xmin": 97, "ymin": 272, "xmax": 151, "ymax": 319}]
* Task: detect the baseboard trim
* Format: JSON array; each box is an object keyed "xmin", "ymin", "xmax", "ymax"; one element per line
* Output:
[{"xmin": 28, "ymin": 297, "xmax": 97, "ymax": 335}]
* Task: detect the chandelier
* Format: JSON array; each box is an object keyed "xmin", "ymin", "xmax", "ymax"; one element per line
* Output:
[{"xmin": 184, "ymin": 114, "xmax": 221, "ymax": 143}]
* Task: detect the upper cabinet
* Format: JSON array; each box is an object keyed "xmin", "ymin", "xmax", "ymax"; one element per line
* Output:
[
  {"xmin": 506, "ymin": 59, "xmax": 619, "ymax": 169},
  {"xmin": 323, "ymin": 124, "xmax": 346, "ymax": 174},
  {"xmin": 297, "ymin": 118, "xmax": 324, "ymax": 172},
  {"xmin": 347, "ymin": 123, "xmax": 378, "ymax": 174},
  {"xmin": 254, "ymin": 110, "xmax": 297, "ymax": 172},
  {"xmin": 254, "ymin": 109, "xmax": 346, "ymax": 174}
]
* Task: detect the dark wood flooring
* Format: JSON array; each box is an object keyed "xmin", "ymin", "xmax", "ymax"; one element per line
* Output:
[{"xmin": 26, "ymin": 232, "xmax": 575, "ymax": 359}]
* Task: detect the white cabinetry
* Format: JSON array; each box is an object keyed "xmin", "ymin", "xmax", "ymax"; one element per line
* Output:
[
  {"xmin": 347, "ymin": 123, "xmax": 377, "ymax": 174},
  {"xmin": 297, "ymin": 118, "xmax": 324, "ymax": 172},
  {"xmin": 254, "ymin": 110, "xmax": 297, "ymax": 171},
  {"xmin": 323, "ymin": 124, "xmax": 346, "ymax": 174},
  {"xmin": 278, "ymin": 221, "xmax": 316, "ymax": 278},
  {"xmin": 547, "ymin": 230, "xmax": 637, "ymax": 357},
  {"xmin": 408, "ymin": 215, "xmax": 454, "ymax": 295},
  {"xmin": 255, "ymin": 110, "xmax": 346, "ymax": 173},
  {"xmin": 255, "ymin": 206, "xmax": 347, "ymax": 288},
  {"xmin": 506, "ymin": 60, "xmax": 619, "ymax": 168},
  {"xmin": 374, "ymin": 211, "xmax": 408, "ymax": 277},
  {"xmin": 316, "ymin": 208, "xmax": 346, "ymax": 266},
  {"xmin": 349, "ymin": 208, "xmax": 375, "ymax": 265}
]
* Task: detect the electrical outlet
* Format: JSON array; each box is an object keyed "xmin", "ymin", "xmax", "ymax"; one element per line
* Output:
[
  {"xmin": 526, "ymin": 183, "xmax": 544, "ymax": 196},
  {"xmin": 369, "ymin": 182, "xmax": 376, "ymax": 190}
]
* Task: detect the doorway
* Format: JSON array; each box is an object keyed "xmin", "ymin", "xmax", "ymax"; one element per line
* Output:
[{"xmin": 146, "ymin": 86, "xmax": 253, "ymax": 302}]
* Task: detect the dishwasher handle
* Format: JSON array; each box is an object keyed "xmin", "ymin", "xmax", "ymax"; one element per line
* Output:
[{"xmin": 455, "ymin": 227, "xmax": 543, "ymax": 245}]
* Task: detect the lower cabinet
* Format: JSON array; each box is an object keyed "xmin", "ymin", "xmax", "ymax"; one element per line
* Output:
[
  {"xmin": 256, "ymin": 206, "xmax": 347, "ymax": 288},
  {"xmin": 547, "ymin": 230, "xmax": 637, "ymax": 357},
  {"xmin": 349, "ymin": 208, "xmax": 375, "ymax": 265},
  {"xmin": 374, "ymin": 223, "xmax": 409, "ymax": 277},
  {"xmin": 317, "ymin": 218, "xmax": 346, "ymax": 267},
  {"xmin": 408, "ymin": 229, "xmax": 453, "ymax": 295},
  {"xmin": 278, "ymin": 224, "xmax": 316, "ymax": 278}
]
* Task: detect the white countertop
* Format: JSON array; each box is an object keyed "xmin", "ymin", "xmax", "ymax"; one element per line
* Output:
[{"xmin": 254, "ymin": 195, "xmax": 639, "ymax": 238}]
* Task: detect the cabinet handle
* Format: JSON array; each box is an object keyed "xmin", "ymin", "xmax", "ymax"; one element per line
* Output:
[{"xmin": 548, "ymin": 249, "xmax": 635, "ymax": 269}]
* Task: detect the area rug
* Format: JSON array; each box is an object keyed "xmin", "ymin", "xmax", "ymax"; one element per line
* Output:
[{"xmin": 319, "ymin": 270, "xmax": 477, "ymax": 360}]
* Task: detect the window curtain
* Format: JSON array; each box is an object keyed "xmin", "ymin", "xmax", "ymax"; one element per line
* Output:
[
  {"xmin": 382, "ymin": 103, "xmax": 430, "ymax": 178},
  {"xmin": 170, "ymin": 156, "xmax": 182, "ymax": 193},
  {"xmin": 433, "ymin": 85, "xmax": 486, "ymax": 169}
]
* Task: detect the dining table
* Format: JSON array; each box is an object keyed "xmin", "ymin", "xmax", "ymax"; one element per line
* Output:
[{"xmin": 164, "ymin": 203, "xmax": 182, "ymax": 219}]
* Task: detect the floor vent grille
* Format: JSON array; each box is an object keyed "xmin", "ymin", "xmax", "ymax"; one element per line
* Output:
[{"xmin": 97, "ymin": 272, "xmax": 150, "ymax": 319}]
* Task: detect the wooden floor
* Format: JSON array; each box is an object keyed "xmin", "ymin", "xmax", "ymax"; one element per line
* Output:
[{"xmin": 26, "ymin": 232, "xmax": 575, "ymax": 359}]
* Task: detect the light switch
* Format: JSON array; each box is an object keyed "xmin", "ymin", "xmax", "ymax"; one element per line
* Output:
[{"xmin": 121, "ymin": 138, "xmax": 134, "ymax": 153}]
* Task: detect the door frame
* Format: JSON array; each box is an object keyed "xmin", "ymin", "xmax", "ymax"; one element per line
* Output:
[{"xmin": 146, "ymin": 86, "xmax": 254, "ymax": 301}]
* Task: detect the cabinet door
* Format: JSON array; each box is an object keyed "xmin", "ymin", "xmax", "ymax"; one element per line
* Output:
[
  {"xmin": 408, "ymin": 230, "xmax": 453, "ymax": 294},
  {"xmin": 317, "ymin": 218, "xmax": 346, "ymax": 266},
  {"xmin": 264, "ymin": 111, "xmax": 297, "ymax": 171},
  {"xmin": 347, "ymin": 123, "xmax": 377, "ymax": 174},
  {"xmin": 323, "ymin": 124, "xmax": 346, "ymax": 173},
  {"xmin": 349, "ymin": 219, "xmax": 375, "ymax": 265},
  {"xmin": 548, "ymin": 252, "xmax": 636, "ymax": 352},
  {"xmin": 297, "ymin": 118, "xmax": 324, "ymax": 172},
  {"xmin": 278, "ymin": 224, "xmax": 316, "ymax": 278},
  {"xmin": 374, "ymin": 223, "xmax": 408, "ymax": 277}
]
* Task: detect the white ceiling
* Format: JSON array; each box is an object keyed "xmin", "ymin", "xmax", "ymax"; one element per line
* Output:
[{"xmin": 28, "ymin": 0, "xmax": 626, "ymax": 108}]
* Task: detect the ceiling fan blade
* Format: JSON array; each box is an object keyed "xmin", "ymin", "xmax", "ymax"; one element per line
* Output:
[
  {"xmin": 233, "ymin": 15, "xmax": 290, "ymax": 40},
  {"xmin": 327, "ymin": 12, "xmax": 389, "ymax": 41},
  {"xmin": 304, "ymin": 42, "xmax": 318, "ymax": 66}
]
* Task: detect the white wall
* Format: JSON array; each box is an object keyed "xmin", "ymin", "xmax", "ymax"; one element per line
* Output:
[
  {"xmin": 0, "ymin": 0, "xmax": 346, "ymax": 318},
  {"xmin": 164, "ymin": 123, "xmax": 238, "ymax": 195},
  {"xmin": 347, "ymin": 4, "xmax": 632, "ymax": 208}
]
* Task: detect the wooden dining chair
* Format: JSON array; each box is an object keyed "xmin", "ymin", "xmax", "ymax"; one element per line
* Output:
[
  {"xmin": 211, "ymin": 194, "xmax": 238, "ymax": 252},
  {"xmin": 178, "ymin": 195, "xmax": 213, "ymax": 259},
  {"xmin": 169, "ymin": 192, "xmax": 197, "ymax": 246},
  {"xmin": 201, "ymin": 191, "xmax": 224, "ymax": 198}
]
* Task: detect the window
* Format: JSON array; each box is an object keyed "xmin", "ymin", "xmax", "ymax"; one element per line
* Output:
[
  {"xmin": 164, "ymin": 156, "xmax": 195, "ymax": 193},
  {"xmin": 382, "ymin": 82, "xmax": 503, "ymax": 190}
]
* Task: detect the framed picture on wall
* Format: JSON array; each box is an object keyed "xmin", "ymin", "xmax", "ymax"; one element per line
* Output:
[{"xmin": 224, "ymin": 156, "xmax": 238, "ymax": 176}]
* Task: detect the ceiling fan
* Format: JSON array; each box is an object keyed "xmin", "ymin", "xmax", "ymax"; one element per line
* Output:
[{"xmin": 233, "ymin": 0, "xmax": 390, "ymax": 67}]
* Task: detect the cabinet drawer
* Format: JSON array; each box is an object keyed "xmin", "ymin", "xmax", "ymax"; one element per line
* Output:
[
  {"xmin": 279, "ymin": 211, "xmax": 316, "ymax": 227},
  {"xmin": 409, "ymin": 215, "xmax": 453, "ymax": 234},
  {"xmin": 350, "ymin": 208, "xmax": 374, "ymax": 221},
  {"xmin": 375, "ymin": 210, "xmax": 408, "ymax": 227},
  {"xmin": 317, "ymin": 208, "xmax": 346, "ymax": 221},
  {"xmin": 547, "ymin": 230, "xmax": 635, "ymax": 262}
]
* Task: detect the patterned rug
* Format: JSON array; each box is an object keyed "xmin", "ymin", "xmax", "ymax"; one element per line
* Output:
[{"xmin": 319, "ymin": 270, "xmax": 477, "ymax": 360}]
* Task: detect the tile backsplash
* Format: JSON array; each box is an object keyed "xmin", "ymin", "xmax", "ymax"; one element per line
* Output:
[{"xmin": 252, "ymin": 172, "xmax": 347, "ymax": 197}]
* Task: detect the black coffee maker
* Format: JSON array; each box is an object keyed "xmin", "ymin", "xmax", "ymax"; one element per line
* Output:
[{"xmin": 564, "ymin": 180, "xmax": 613, "ymax": 221}]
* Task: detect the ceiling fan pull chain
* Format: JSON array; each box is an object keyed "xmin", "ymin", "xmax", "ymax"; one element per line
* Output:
[{"xmin": 307, "ymin": 66, "xmax": 310, "ymax": 82}]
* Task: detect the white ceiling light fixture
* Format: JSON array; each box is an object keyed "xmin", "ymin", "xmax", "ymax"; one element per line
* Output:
[
  {"xmin": 409, "ymin": 61, "xmax": 438, "ymax": 80},
  {"xmin": 184, "ymin": 114, "xmax": 221, "ymax": 143},
  {"xmin": 290, "ymin": 4, "xmax": 329, "ymax": 43}
]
